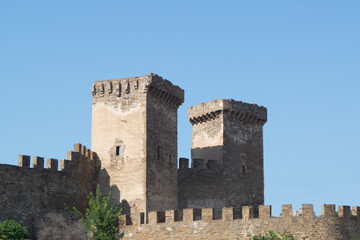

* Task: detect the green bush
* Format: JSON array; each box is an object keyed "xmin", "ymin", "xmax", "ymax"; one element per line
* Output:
[
  {"xmin": 74, "ymin": 185, "xmax": 122, "ymax": 240},
  {"xmin": 252, "ymin": 230, "xmax": 297, "ymax": 240},
  {"xmin": 0, "ymin": 219, "xmax": 29, "ymax": 240}
]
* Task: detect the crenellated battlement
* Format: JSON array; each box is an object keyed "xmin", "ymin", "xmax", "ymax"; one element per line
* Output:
[
  {"xmin": 122, "ymin": 203, "xmax": 360, "ymax": 226},
  {"xmin": 16, "ymin": 143, "xmax": 95, "ymax": 172},
  {"xmin": 92, "ymin": 76, "xmax": 145, "ymax": 99},
  {"xmin": 178, "ymin": 157, "xmax": 219, "ymax": 170},
  {"xmin": 122, "ymin": 204, "xmax": 360, "ymax": 240},
  {"xmin": 92, "ymin": 73, "xmax": 184, "ymax": 108},
  {"xmin": 144, "ymin": 73, "xmax": 184, "ymax": 108},
  {"xmin": 188, "ymin": 99, "xmax": 267, "ymax": 125}
]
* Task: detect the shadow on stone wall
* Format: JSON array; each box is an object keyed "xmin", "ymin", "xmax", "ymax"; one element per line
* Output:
[
  {"xmin": 191, "ymin": 146, "xmax": 223, "ymax": 169},
  {"xmin": 98, "ymin": 168, "xmax": 130, "ymax": 216}
]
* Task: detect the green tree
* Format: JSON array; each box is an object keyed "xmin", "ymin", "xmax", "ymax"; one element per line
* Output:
[
  {"xmin": 74, "ymin": 185, "xmax": 122, "ymax": 240},
  {"xmin": 252, "ymin": 230, "xmax": 297, "ymax": 240},
  {"xmin": 0, "ymin": 219, "xmax": 29, "ymax": 240}
]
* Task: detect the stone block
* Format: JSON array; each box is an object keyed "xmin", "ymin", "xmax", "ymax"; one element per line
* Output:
[
  {"xmin": 165, "ymin": 210, "xmax": 179, "ymax": 223},
  {"xmin": 352, "ymin": 206, "xmax": 360, "ymax": 216},
  {"xmin": 338, "ymin": 205, "xmax": 351, "ymax": 218},
  {"xmin": 259, "ymin": 205, "xmax": 271, "ymax": 219},
  {"xmin": 179, "ymin": 158, "xmax": 189, "ymax": 169},
  {"xmin": 202, "ymin": 208, "xmax": 214, "ymax": 222},
  {"xmin": 18, "ymin": 155, "xmax": 30, "ymax": 168},
  {"xmin": 302, "ymin": 204, "xmax": 314, "ymax": 217},
  {"xmin": 74, "ymin": 143, "xmax": 82, "ymax": 152},
  {"xmin": 222, "ymin": 208, "xmax": 234, "ymax": 222},
  {"xmin": 321, "ymin": 204, "xmax": 336, "ymax": 217},
  {"xmin": 148, "ymin": 211, "xmax": 157, "ymax": 225},
  {"xmin": 281, "ymin": 204, "xmax": 292, "ymax": 217},
  {"xmin": 165, "ymin": 210, "xmax": 175, "ymax": 223},
  {"xmin": 183, "ymin": 209, "xmax": 194, "ymax": 222},
  {"xmin": 81, "ymin": 145, "xmax": 86, "ymax": 155},
  {"xmin": 60, "ymin": 159, "xmax": 71, "ymax": 172},
  {"xmin": 32, "ymin": 156, "xmax": 44, "ymax": 169},
  {"xmin": 242, "ymin": 206, "xmax": 254, "ymax": 220},
  {"xmin": 46, "ymin": 158, "xmax": 58, "ymax": 171}
]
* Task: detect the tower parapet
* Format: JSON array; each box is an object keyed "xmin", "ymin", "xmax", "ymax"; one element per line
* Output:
[
  {"xmin": 92, "ymin": 73, "xmax": 184, "ymax": 108},
  {"xmin": 188, "ymin": 99, "xmax": 267, "ymax": 125}
]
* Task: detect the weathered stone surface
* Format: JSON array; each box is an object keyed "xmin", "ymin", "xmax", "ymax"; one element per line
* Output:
[
  {"xmin": 0, "ymin": 144, "xmax": 96, "ymax": 236},
  {"xmin": 92, "ymin": 73, "xmax": 184, "ymax": 220},
  {"xmin": 122, "ymin": 206, "xmax": 360, "ymax": 240},
  {"xmin": 179, "ymin": 99, "xmax": 267, "ymax": 219}
]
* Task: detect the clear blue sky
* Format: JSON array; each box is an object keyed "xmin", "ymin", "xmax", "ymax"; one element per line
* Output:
[{"xmin": 0, "ymin": 1, "xmax": 359, "ymax": 215}]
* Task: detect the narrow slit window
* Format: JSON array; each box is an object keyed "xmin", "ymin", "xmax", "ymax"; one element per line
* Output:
[
  {"xmin": 157, "ymin": 146, "xmax": 160, "ymax": 160},
  {"xmin": 116, "ymin": 146, "xmax": 121, "ymax": 156},
  {"xmin": 242, "ymin": 165, "xmax": 246, "ymax": 173},
  {"xmin": 140, "ymin": 212, "xmax": 145, "ymax": 224}
]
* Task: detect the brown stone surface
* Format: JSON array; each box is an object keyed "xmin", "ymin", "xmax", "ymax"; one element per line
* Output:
[
  {"xmin": 259, "ymin": 205, "xmax": 271, "ymax": 219},
  {"xmin": 0, "ymin": 143, "xmax": 96, "ymax": 235},
  {"xmin": 179, "ymin": 99, "xmax": 267, "ymax": 219},
  {"xmin": 123, "ymin": 206, "xmax": 360, "ymax": 240},
  {"xmin": 91, "ymin": 73, "xmax": 184, "ymax": 220}
]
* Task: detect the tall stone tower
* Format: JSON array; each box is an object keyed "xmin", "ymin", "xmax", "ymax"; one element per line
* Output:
[
  {"xmin": 91, "ymin": 73, "xmax": 184, "ymax": 218},
  {"xmin": 178, "ymin": 99, "xmax": 267, "ymax": 218}
]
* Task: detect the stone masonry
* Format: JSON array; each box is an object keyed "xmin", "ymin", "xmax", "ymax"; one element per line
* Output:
[
  {"xmin": 0, "ymin": 144, "xmax": 96, "ymax": 234},
  {"xmin": 0, "ymin": 73, "xmax": 359, "ymax": 239},
  {"xmin": 91, "ymin": 73, "xmax": 184, "ymax": 221},
  {"xmin": 179, "ymin": 99, "xmax": 267, "ymax": 219},
  {"xmin": 122, "ymin": 204, "xmax": 360, "ymax": 240}
]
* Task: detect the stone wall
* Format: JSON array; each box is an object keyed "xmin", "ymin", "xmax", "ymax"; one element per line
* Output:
[
  {"xmin": 122, "ymin": 204, "xmax": 360, "ymax": 240},
  {"xmin": 0, "ymin": 143, "xmax": 96, "ymax": 234}
]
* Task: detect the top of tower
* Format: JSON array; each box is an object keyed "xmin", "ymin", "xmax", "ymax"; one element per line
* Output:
[
  {"xmin": 92, "ymin": 73, "xmax": 184, "ymax": 107},
  {"xmin": 188, "ymin": 99, "xmax": 267, "ymax": 125}
]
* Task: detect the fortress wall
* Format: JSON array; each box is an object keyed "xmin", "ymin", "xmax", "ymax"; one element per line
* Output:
[
  {"xmin": 178, "ymin": 167, "xmax": 224, "ymax": 219},
  {"xmin": 0, "ymin": 143, "xmax": 96, "ymax": 234},
  {"xmin": 122, "ymin": 204, "xmax": 360, "ymax": 240}
]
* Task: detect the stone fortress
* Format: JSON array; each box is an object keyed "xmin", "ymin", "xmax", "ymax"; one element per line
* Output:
[{"xmin": 0, "ymin": 73, "xmax": 360, "ymax": 239}]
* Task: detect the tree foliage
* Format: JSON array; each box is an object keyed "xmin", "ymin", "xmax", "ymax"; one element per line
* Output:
[
  {"xmin": 74, "ymin": 185, "xmax": 122, "ymax": 240},
  {"xmin": 252, "ymin": 230, "xmax": 297, "ymax": 240},
  {"xmin": 0, "ymin": 219, "xmax": 29, "ymax": 240}
]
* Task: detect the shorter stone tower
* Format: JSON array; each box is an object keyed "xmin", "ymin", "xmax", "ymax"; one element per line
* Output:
[
  {"xmin": 91, "ymin": 73, "xmax": 184, "ymax": 220},
  {"xmin": 178, "ymin": 99, "xmax": 267, "ymax": 218}
]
